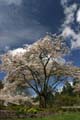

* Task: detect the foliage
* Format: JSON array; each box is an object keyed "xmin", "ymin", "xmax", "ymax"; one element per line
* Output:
[
  {"xmin": 0, "ymin": 81, "xmax": 3, "ymax": 90},
  {"xmin": 55, "ymin": 95, "xmax": 77, "ymax": 106},
  {"xmin": 27, "ymin": 108, "xmax": 39, "ymax": 114},
  {"xmin": 61, "ymin": 82, "xmax": 74, "ymax": 96}
]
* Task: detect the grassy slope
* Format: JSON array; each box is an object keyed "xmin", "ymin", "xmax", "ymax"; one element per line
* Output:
[{"xmin": 17, "ymin": 112, "xmax": 80, "ymax": 120}]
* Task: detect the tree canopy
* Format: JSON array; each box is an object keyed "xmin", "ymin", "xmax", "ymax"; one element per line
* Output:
[{"xmin": 0, "ymin": 34, "xmax": 80, "ymax": 107}]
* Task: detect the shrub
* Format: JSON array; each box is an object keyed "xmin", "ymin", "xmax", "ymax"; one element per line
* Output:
[{"xmin": 27, "ymin": 108, "xmax": 38, "ymax": 114}]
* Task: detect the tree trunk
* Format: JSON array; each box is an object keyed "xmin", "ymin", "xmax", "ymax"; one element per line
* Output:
[{"xmin": 39, "ymin": 94, "xmax": 46, "ymax": 108}]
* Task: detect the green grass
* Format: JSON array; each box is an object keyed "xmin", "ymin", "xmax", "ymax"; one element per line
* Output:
[{"xmin": 16, "ymin": 112, "xmax": 80, "ymax": 120}]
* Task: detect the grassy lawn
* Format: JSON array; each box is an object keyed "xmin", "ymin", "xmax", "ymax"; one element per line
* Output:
[{"xmin": 16, "ymin": 112, "xmax": 80, "ymax": 120}]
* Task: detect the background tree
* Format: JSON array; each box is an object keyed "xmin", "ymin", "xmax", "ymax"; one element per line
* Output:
[
  {"xmin": 0, "ymin": 34, "xmax": 80, "ymax": 108},
  {"xmin": 0, "ymin": 81, "xmax": 3, "ymax": 90},
  {"xmin": 54, "ymin": 79, "xmax": 80, "ymax": 107},
  {"xmin": 61, "ymin": 82, "xmax": 74, "ymax": 96}
]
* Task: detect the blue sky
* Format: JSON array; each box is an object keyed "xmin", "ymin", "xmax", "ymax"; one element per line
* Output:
[
  {"xmin": 0, "ymin": 0, "xmax": 80, "ymax": 79},
  {"xmin": 0, "ymin": 0, "xmax": 64, "ymax": 53}
]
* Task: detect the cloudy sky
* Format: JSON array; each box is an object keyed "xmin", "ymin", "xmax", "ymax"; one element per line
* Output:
[
  {"xmin": 0, "ymin": 0, "xmax": 64, "ymax": 53},
  {"xmin": 0, "ymin": 0, "xmax": 80, "ymax": 79}
]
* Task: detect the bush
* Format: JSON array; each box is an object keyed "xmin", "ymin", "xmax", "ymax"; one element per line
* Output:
[
  {"xmin": 54, "ymin": 95, "xmax": 77, "ymax": 106},
  {"xmin": 27, "ymin": 108, "xmax": 39, "ymax": 114}
]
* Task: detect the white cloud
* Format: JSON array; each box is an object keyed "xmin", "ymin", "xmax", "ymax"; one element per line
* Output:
[
  {"xmin": 4, "ymin": 46, "xmax": 10, "ymax": 52},
  {"xmin": 62, "ymin": 27, "xmax": 76, "ymax": 38},
  {"xmin": 9, "ymin": 48, "xmax": 26, "ymax": 57},
  {"xmin": 60, "ymin": 0, "xmax": 80, "ymax": 49},
  {"xmin": 62, "ymin": 26, "xmax": 80, "ymax": 48},
  {"xmin": 72, "ymin": 37, "xmax": 80, "ymax": 48},
  {"xmin": 0, "ymin": 0, "xmax": 22, "ymax": 5},
  {"xmin": 6, "ymin": 0, "xmax": 22, "ymax": 5},
  {"xmin": 76, "ymin": 9, "xmax": 80, "ymax": 23},
  {"xmin": 61, "ymin": 0, "xmax": 68, "ymax": 7},
  {"xmin": 62, "ymin": 4, "xmax": 77, "ymax": 26}
]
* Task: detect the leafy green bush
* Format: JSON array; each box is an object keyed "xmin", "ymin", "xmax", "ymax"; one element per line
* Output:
[
  {"xmin": 27, "ymin": 108, "xmax": 39, "ymax": 114},
  {"xmin": 54, "ymin": 95, "xmax": 77, "ymax": 106}
]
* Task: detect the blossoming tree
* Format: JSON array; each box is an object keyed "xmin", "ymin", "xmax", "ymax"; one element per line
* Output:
[{"xmin": 0, "ymin": 34, "xmax": 80, "ymax": 108}]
